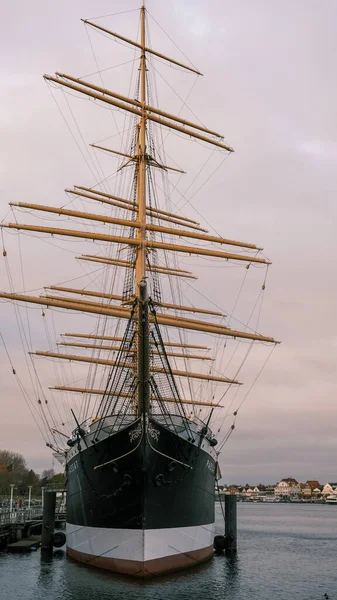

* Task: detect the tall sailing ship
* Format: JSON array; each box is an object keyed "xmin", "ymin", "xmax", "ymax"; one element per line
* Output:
[{"xmin": 0, "ymin": 3, "xmax": 278, "ymax": 577}]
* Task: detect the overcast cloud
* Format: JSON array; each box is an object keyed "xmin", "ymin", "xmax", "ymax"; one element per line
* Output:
[{"xmin": 1, "ymin": 0, "xmax": 336, "ymax": 484}]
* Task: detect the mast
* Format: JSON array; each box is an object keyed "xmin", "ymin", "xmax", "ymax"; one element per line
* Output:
[
  {"xmin": 137, "ymin": 279, "xmax": 150, "ymax": 416},
  {"xmin": 136, "ymin": 4, "xmax": 149, "ymax": 418},
  {"xmin": 135, "ymin": 2, "xmax": 147, "ymax": 291}
]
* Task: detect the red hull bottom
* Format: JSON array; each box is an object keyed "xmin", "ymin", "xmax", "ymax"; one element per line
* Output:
[{"xmin": 67, "ymin": 544, "xmax": 214, "ymax": 578}]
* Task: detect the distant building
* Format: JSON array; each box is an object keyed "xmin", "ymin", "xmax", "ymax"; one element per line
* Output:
[
  {"xmin": 301, "ymin": 484, "xmax": 312, "ymax": 497},
  {"xmin": 275, "ymin": 478, "xmax": 301, "ymax": 497},
  {"xmin": 322, "ymin": 483, "xmax": 334, "ymax": 496},
  {"xmin": 301, "ymin": 480, "xmax": 321, "ymax": 497},
  {"xmin": 306, "ymin": 480, "xmax": 320, "ymax": 490}
]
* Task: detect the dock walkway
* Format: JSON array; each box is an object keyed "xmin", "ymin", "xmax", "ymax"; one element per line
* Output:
[
  {"xmin": 8, "ymin": 535, "xmax": 41, "ymax": 553},
  {"xmin": 0, "ymin": 508, "xmax": 65, "ymax": 549}
]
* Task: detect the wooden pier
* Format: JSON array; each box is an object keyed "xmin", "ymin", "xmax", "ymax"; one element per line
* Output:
[
  {"xmin": 8, "ymin": 535, "xmax": 41, "ymax": 553},
  {"xmin": 0, "ymin": 507, "xmax": 65, "ymax": 551}
]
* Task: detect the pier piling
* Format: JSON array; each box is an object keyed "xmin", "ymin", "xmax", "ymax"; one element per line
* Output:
[
  {"xmin": 41, "ymin": 491, "xmax": 56, "ymax": 554},
  {"xmin": 224, "ymin": 494, "xmax": 237, "ymax": 553}
]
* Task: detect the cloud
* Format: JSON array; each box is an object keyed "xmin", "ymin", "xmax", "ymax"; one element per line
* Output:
[
  {"xmin": 172, "ymin": 1, "xmax": 211, "ymax": 37},
  {"xmin": 298, "ymin": 140, "xmax": 337, "ymax": 162},
  {"xmin": 1, "ymin": 0, "xmax": 337, "ymax": 485}
]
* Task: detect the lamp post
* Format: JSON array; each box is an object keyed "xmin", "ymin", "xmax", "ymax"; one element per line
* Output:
[
  {"xmin": 9, "ymin": 483, "xmax": 15, "ymax": 513},
  {"xmin": 41, "ymin": 486, "xmax": 45, "ymax": 510},
  {"xmin": 28, "ymin": 485, "xmax": 33, "ymax": 509}
]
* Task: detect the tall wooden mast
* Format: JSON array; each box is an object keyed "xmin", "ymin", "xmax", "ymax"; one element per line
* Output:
[
  {"xmin": 135, "ymin": 2, "xmax": 147, "ymax": 292},
  {"xmin": 136, "ymin": 3, "xmax": 149, "ymax": 418}
]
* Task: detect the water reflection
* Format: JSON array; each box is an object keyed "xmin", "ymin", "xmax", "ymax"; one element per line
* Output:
[
  {"xmin": 58, "ymin": 551, "xmax": 241, "ymax": 600},
  {"xmin": 38, "ymin": 553, "xmax": 54, "ymax": 585},
  {"xmin": 63, "ymin": 555, "xmax": 217, "ymax": 600},
  {"xmin": 2, "ymin": 505, "xmax": 337, "ymax": 600},
  {"xmin": 223, "ymin": 554, "xmax": 240, "ymax": 596}
]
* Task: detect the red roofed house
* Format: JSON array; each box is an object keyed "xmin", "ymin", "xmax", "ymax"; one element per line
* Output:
[{"xmin": 274, "ymin": 478, "xmax": 301, "ymax": 497}]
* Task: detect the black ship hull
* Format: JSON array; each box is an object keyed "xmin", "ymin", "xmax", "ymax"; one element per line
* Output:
[{"xmin": 66, "ymin": 416, "xmax": 216, "ymax": 577}]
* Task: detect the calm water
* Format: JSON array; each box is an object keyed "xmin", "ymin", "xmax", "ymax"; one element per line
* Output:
[{"xmin": 0, "ymin": 503, "xmax": 336, "ymax": 600}]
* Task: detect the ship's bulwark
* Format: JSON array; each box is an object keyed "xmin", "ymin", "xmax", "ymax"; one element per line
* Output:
[{"xmin": 66, "ymin": 417, "xmax": 216, "ymax": 577}]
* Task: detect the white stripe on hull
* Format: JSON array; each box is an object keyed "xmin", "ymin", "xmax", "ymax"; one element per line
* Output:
[{"xmin": 66, "ymin": 521, "xmax": 215, "ymax": 563}]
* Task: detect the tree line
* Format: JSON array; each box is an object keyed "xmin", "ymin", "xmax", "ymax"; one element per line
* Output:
[{"xmin": 0, "ymin": 449, "xmax": 65, "ymax": 496}]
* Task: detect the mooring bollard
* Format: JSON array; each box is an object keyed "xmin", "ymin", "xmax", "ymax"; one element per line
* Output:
[
  {"xmin": 224, "ymin": 494, "xmax": 237, "ymax": 553},
  {"xmin": 41, "ymin": 491, "xmax": 56, "ymax": 553}
]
